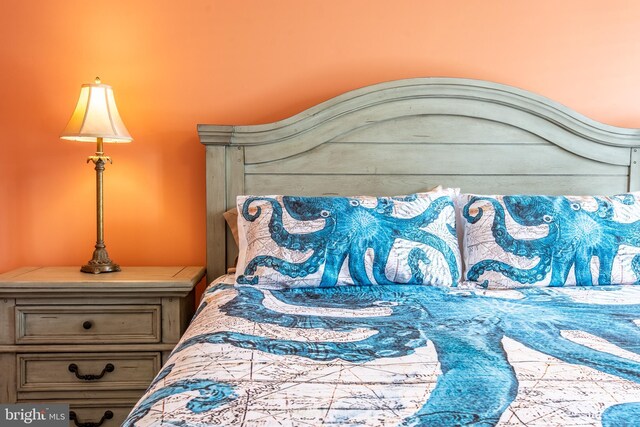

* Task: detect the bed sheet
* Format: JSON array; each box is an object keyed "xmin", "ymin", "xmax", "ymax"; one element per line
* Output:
[{"xmin": 124, "ymin": 276, "xmax": 640, "ymax": 426}]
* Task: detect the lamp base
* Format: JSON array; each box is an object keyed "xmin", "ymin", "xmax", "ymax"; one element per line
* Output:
[
  {"xmin": 81, "ymin": 261, "xmax": 121, "ymax": 274},
  {"xmin": 80, "ymin": 247, "xmax": 121, "ymax": 274}
]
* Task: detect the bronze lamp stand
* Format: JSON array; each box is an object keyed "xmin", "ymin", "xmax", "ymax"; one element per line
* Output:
[
  {"xmin": 60, "ymin": 77, "xmax": 132, "ymax": 274},
  {"xmin": 82, "ymin": 137, "xmax": 120, "ymax": 273}
]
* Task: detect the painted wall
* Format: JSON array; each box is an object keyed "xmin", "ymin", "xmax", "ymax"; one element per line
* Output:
[{"xmin": 2, "ymin": 1, "xmax": 640, "ymax": 274}]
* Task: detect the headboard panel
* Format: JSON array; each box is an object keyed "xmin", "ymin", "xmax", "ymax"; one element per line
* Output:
[{"xmin": 199, "ymin": 78, "xmax": 640, "ymax": 282}]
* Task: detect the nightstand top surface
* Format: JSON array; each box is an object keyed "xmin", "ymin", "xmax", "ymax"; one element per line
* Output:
[{"xmin": 0, "ymin": 266, "xmax": 205, "ymax": 295}]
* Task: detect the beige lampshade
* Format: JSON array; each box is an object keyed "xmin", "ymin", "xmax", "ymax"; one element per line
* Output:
[{"xmin": 60, "ymin": 78, "xmax": 132, "ymax": 143}]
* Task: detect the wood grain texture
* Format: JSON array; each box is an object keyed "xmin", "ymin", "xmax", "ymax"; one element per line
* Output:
[
  {"xmin": 18, "ymin": 352, "xmax": 160, "ymax": 392},
  {"xmin": 0, "ymin": 266, "xmax": 201, "ymax": 408},
  {"xmin": 16, "ymin": 305, "xmax": 161, "ymax": 344},
  {"xmin": 67, "ymin": 405, "xmax": 133, "ymax": 427},
  {"xmin": 0, "ymin": 353, "xmax": 16, "ymax": 402},
  {"xmin": 0, "ymin": 343, "xmax": 178, "ymax": 354},
  {"xmin": 631, "ymin": 148, "xmax": 640, "ymax": 192},
  {"xmin": 226, "ymin": 146, "xmax": 245, "ymax": 277},
  {"xmin": 245, "ymin": 174, "xmax": 629, "ymax": 197},
  {"xmin": 205, "ymin": 146, "xmax": 227, "ymax": 283},
  {"xmin": 198, "ymin": 77, "xmax": 640, "ymax": 280},
  {"xmin": 332, "ymin": 115, "xmax": 546, "ymax": 144},
  {"xmin": 0, "ymin": 266, "xmax": 205, "ymax": 296},
  {"xmin": 162, "ymin": 297, "xmax": 181, "ymax": 343},
  {"xmin": 246, "ymin": 143, "xmax": 627, "ymax": 175},
  {"xmin": 0, "ymin": 298, "xmax": 14, "ymax": 345}
]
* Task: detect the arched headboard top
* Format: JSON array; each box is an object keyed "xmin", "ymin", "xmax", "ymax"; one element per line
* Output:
[
  {"xmin": 198, "ymin": 77, "xmax": 640, "ymax": 281},
  {"xmin": 199, "ymin": 78, "xmax": 640, "ymax": 165}
]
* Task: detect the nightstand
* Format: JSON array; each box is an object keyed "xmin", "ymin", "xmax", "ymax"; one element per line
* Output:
[{"xmin": 0, "ymin": 266, "xmax": 205, "ymax": 427}]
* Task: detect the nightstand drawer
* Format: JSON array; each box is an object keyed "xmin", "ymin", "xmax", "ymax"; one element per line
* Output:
[
  {"xmin": 68, "ymin": 405, "xmax": 133, "ymax": 427},
  {"xmin": 16, "ymin": 305, "xmax": 161, "ymax": 344},
  {"xmin": 18, "ymin": 352, "xmax": 161, "ymax": 392}
]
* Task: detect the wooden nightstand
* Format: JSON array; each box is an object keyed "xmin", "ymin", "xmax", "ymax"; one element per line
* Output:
[{"xmin": 0, "ymin": 266, "xmax": 205, "ymax": 427}]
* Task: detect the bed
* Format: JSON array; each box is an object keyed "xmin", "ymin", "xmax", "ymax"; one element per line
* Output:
[{"xmin": 124, "ymin": 78, "xmax": 640, "ymax": 426}]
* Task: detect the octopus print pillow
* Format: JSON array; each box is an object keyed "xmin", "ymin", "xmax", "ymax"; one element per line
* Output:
[
  {"xmin": 235, "ymin": 190, "xmax": 461, "ymax": 289},
  {"xmin": 459, "ymin": 193, "xmax": 640, "ymax": 288}
]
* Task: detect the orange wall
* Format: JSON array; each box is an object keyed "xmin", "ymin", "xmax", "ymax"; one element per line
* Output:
[{"xmin": 2, "ymin": 1, "xmax": 640, "ymax": 274}]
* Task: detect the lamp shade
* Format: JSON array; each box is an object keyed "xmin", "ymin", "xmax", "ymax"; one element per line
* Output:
[{"xmin": 60, "ymin": 78, "xmax": 132, "ymax": 143}]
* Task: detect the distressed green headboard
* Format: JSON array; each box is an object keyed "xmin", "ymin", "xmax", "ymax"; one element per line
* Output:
[{"xmin": 198, "ymin": 78, "xmax": 640, "ymax": 283}]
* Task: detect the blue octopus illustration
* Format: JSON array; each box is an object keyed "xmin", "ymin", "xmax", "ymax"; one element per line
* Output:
[
  {"xmin": 463, "ymin": 195, "xmax": 640, "ymax": 286},
  {"xmin": 124, "ymin": 284, "xmax": 640, "ymax": 426},
  {"xmin": 236, "ymin": 195, "xmax": 460, "ymax": 286}
]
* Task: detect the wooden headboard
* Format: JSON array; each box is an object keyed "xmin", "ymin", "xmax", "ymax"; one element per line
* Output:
[{"xmin": 198, "ymin": 78, "xmax": 640, "ymax": 283}]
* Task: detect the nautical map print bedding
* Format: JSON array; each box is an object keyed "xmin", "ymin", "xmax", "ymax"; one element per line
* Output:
[
  {"xmin": 124, "ymin": 275, "xmax": 640, "ymax": 426},
  {"xmin": 459, "ymin": 193, "xmax": 640, "ymax": 289}
]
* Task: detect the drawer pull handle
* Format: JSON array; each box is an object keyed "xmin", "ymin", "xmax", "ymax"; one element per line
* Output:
[
  {"xmin": 82, "ymin": 321, "xmax": 93, "ymax": 330},
  {"xmin": 68, "ymin": 363, "xmax": 115, "ymax": 381},
  {"xmin": 69, "ymin": 410, "xmax": 113, "ymax": 427}
]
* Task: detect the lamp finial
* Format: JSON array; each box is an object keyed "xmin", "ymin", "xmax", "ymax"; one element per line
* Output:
[{"xmin": 95, "ymin": 76, "xmax": 101, "ymax": 84}]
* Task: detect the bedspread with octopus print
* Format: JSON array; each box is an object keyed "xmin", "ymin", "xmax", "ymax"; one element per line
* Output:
[{"xmin": 124, "ymin": 275, "xmax": 640, "ymax": 426}]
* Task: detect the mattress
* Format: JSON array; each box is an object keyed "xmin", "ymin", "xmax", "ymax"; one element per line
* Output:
[{"xmin": 124, "ymin": 275, "xmax": 640, "ymax": 426}]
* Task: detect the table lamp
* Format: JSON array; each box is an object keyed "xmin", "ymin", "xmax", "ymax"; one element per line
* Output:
[{"xmin": 60, "ymin": 77, "xmax": 132, "ymax": 273}]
